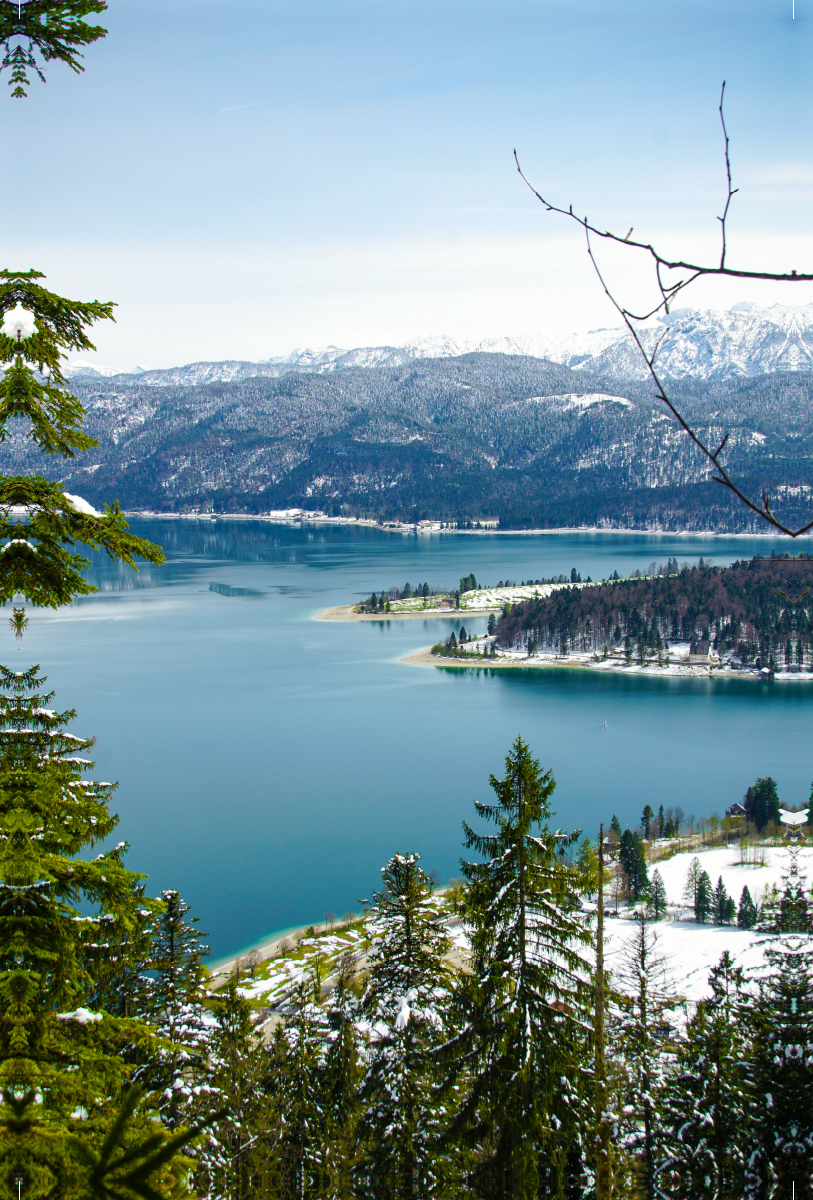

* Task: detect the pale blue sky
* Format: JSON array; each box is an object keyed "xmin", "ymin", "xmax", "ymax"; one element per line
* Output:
[{"xmin": 7, "ymin": 0, "xmax": 812, "ymax": 366}]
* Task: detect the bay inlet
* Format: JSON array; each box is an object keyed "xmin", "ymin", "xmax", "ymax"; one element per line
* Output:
[{"xmin": 18, "ymin": 519, "xmax": 813, "ymax": 957}]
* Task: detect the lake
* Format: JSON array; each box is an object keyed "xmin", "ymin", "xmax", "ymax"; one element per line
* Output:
[{"xmin": 17, "ymin": 519, "xmax": 813, "ymax": 959}]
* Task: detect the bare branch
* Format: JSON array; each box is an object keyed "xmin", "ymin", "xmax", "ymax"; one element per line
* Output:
[
  {"xmin": 515, "ymin": 86, "xmax": 813, "ymax": 537},
  {"xmin": 513, "ymin": 149, "xmax": 810, "ymax": 286},
  {"xmin": 716, "ymin": 80, "xmax": 739, "ymax": 269}
]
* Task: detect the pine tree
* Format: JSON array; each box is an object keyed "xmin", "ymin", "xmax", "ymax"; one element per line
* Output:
[
  {"xmin": 646, "ymin": 869, "xmax": 667, "ymax": 920},
  {"xmin": 321, "ymin": 956, "xmax": 362, "ymax": 1199},
  {"xmin": 712, "ymin": 875, "xmax": 731, "ymax": 925},
  {"xmin": 695, "ymin": 870, "xmax": 712, "ymax": 922},
  {"xmin": 201, "ymin": 979, "xmax": 275, "ymax": 1200},
  {"xmin": 737, "ymin": 885, "xmax": 758, "ymax": 929},
  {"xmin": 355, "ymin": 853, "xmax": 451, "ymax": 1200},
  {"xmin": 275, "ymin": 978, "xmax": 329, "ymax": 1200},
  {"xmin": 140, "ymin": 890, "xmax": 214, "ymax": 1133},
  {"xmin": 610, "ymin": 914, "xmax": 678, "ymax": 1199},
  {"xmin": 0, "ymin": 1, "xmax": 108, "ymax": 98},
  {"xmin": 447, "ymin": 737, "xmax": 592, "ymax": 1200},
  {"xmin": 0, "ymin": 665, "xmax": 173, "ymax": 1191},
  {"xmin": 619, "ymin": 828, "xmax": 649, "ymax": 900},
  {"xmin": 656, "ymin": 951, "xmax": 751, "ymax": 1199}
]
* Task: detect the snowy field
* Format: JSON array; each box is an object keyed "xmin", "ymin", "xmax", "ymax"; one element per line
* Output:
[
  {"xmin": 386, "ymin": 579, "xmax": 601, "ymax": 613},
  {"xmin": 602, "ymin": 843, "xmax": 805, "ymax": 1003}
]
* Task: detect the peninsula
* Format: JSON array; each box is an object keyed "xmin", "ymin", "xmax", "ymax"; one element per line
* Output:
[{"xmin": 323, "ymin": 554, "xmax": 813, "ymax": 681}]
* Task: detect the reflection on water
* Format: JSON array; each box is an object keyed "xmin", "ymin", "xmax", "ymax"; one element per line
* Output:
[{"xmin": 19, "ymin": 519, "xmax": 813, "ymax": 958}]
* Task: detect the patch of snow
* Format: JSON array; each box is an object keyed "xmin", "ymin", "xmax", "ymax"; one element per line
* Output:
[
  {"xmin": 58, "ymin": 1007, "xmax": 103, "ymax": 1024},
  {"xmin": 62, "ymin": 492, "xmax": 100, "ymax": 517}
]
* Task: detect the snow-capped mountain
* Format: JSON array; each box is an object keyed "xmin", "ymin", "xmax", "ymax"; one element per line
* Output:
[{"xmin": 65, "ymin": 303, "xmax": 813, "ymax": 386}]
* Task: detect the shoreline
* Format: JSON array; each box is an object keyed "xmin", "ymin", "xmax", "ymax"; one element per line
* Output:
[
  {"xmin": 401, "ymin": 645, "xmax": 808, "ymax": 681},
  {"xmin": 123, "ymin": 511, "xmax": 813, "ymax": 540},
  {"xmin": 315, "ymin": 603, "xmax": 499, "ymax": 622}
]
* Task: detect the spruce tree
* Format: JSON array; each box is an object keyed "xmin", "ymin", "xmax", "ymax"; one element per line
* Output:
[
  {"xmin": 321, "ymin": 955, "xmax": 362, "ymax": 1199},
  {"xmin": 619, "ymin": 828, "xmax": 649, "ymax": 899},
  {"xmin": 646, "ymin": 868, "xmax": 667, "ymax": 919},
  {"xmin": 0, "ymin": 7, "xmax": 201, "ymax": 1195},
  {"xmin": 355, "ymin": 853, "xmax": 451, "ymax": 1200},
  {"xmin": 610, "ymin": 914, "xmax": 678, "ymax": 1199},
  {"xmin": 0, "ymin": 269, "xmax": 162, "ymax": 616},
  {"xmin": 447, "ymin": 737, "xmax": 592, "ymax": 1200},
  {"xmin": 276, "ymin": 978, "xmax": 328, "ymax": 1200},
  {"xmin": 201, "ymin": 979, "xmax": 275, "ymax": 1200},
  {"xmin": 140, "ymin": 890, "xmax": 214, "ymax": 1133},
  {"xmin": 656, "ymin": 951, "xmax": 751, "ymax": 1199},
  {"xmin": 0, "ymin": 0, "xmax": 107, "ymax": 97},
  {"xmin": 695, "ymin": 870, "xmax": 712, "ymax": 922},
  {"xmin": 737, "ymin": 884, "xmax": 758, "ymax": 929},
  {"xmin": 0, "ymin": 666, "xmax": 177, "ymax": 1195},
  {"xmin": 682, "ymin": 856, "xmax": 702, "ymax": 906},
  {"xmin": 712, "ymin": 875, "xmax": 731, "ymax": 925}
]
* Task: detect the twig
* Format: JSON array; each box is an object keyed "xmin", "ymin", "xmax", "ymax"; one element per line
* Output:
[{"xmin": 515, "ymin": 84, "xmax": 813, "ymax": 537}]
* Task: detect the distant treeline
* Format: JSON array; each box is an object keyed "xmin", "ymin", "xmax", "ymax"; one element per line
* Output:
[{"xmin": 495, "ymin": 554, "xmax": 813, "ymax": 669}]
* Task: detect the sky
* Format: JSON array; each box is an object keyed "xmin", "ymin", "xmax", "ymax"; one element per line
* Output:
[{"xmin": 6, "ymin": 0, "xmax": 813, "ymax": 368}]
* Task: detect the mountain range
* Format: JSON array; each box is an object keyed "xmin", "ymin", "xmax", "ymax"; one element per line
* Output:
[
  {"xmin": 67, "ymin": 302, "xmax": 813, "ymax": 386},
  {"xmin": 5, "ymin": 303, "xmax": 809, "ymax": 533}
]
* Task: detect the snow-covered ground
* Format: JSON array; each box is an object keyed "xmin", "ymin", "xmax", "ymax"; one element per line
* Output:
[
  {"xmin": 602, "ymin": 843, "xmax": 805, "ymax": 1003},
  {"xmin": 387, "ymin": 579, "xmax": 600, "ymax": 614},
  {"xmin": 218, "ymin": 843, "xmax": 803, "ymax": 1020}
]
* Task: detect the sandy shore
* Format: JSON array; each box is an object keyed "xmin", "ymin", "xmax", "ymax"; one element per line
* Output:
[
  {"xmin": 316, "ymin": 603, "xmax": 499, "ymax": 621},
  {"xmin": 207, "ymin": 923, "xmax": 334, "ymax": 981}
]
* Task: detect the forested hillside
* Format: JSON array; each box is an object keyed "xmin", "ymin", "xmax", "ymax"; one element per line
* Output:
[
  {"xmin": 6, "ymin": 354, "xmax": 813, "ymax": 531},
  {"xmin": 495, "ymin": 554, "xmax": 813, "ymax": 669}
]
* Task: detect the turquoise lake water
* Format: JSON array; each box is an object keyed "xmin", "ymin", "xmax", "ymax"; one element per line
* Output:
[{"xmin": 15, "ymin": 520, "xmax": 813, "ymax": 958}]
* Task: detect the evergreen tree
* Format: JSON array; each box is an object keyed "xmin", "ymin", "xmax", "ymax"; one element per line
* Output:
[
  {"xmin": 276, "ymin": 979, "xmax": 328, "ymax": 1200},
  {"xmin": 0, "ymin": 8, "xmax": 196, "ymax": 1195},
  {"xmin": 656, "ymin": 952, "xmax": 751, "ymax": 1199},
  {"xmin": 619, "ymin": 828, "xmax": 649, "ymax": 900},
  {"xmin": 321, "ymin": 956, "xmax": 362, "ymax": 1199},
  {"xmin": 695, "ymin": 870, "xmax": 712, "ymax": 922},
  {"xmin": 609, "ymin": 813, "xmax": 622, "ymax": 842},
  {"xmin": 576, "ymin": 836, "xmax": 599, "ymax": 896},
  {"xmin": 712, "ymin": 876, "xmax": 731, "ymax": 925},
  {"xmin": 0, "ymin": 666, "xmax": 172, "ymax": 1192},
  {"xmin": 355, "ymin": 853, "xmax": 451, "ymax": 1200},
  {"xmin": 487, "ymin": 612, "xmax": 496, "ymax": 636},
  {"xmin": 682, "ymin": 856, "xmax": 702, "ymax": 906},
  {"xmin": 737, "ymin": 885, "xmax": 758, "ymax": 929},
  {"xmin": 745, "ymin": 866, "xmax": 813, "ymax": 1197},
  {"xmin": 641, "ymin": 804, "xmax": 654, "ymax": 839},
  {"xmin": 0, "ymin": 270, "xmax": 162, "ymax": 615},
  {"xmin": 657, "ymin": 804, "xmax": 665, "ymax": 839},
  {"xmin": 0, "ymin": 0, "xmax": 108, "ymax": 98},
  {"xmin": 610, "ymin": 914, "xmax": 677, "ymax": 1199},
  {"xmin": 201, "ymin": 979, "xmax": 275, "ymax": 1200},
  {"xmin": 646, "ymin": 869, "xmax": 667, "ymax": 920},
  {"xmin": 447, "ymin": 737, "xmax": 592, "ymax": 1199},
  {"xmin": 141, "ymin": 890, "xmax": 214, "ymax": 1133},
  {"xmin": 743, "ymin": 776, "xmax": 781, "ymax": 834}
]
